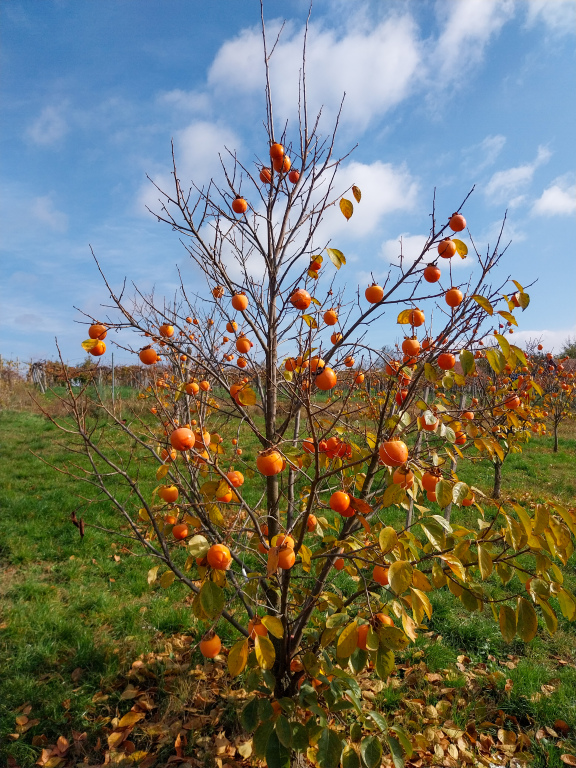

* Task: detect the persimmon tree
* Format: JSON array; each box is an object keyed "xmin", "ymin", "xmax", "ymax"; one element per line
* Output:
[
  {"xmin": 45, "ymin": 20, "xmax": 576, "ymax": 768},
  {"xmin": 527, "ymin": 348, "xmax": 575, "ymax": 452}
]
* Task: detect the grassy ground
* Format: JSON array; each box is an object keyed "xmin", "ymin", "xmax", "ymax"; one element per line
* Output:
[{"xmin": 1, "ymin": 396, "xmax": 575, "ymax": 767}]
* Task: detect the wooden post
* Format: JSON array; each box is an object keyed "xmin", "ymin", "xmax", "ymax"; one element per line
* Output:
[{"xmin": 111, "ymin": 353, "xmax": 115, "ymax": 405}]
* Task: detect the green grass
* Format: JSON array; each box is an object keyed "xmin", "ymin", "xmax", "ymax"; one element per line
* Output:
[{"xmin": 1, "ymin": 405, "xmax": 575, "ymax": 766}]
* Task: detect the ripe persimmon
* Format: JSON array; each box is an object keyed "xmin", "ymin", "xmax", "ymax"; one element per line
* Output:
[
  {"xmin": 330, "ymin": 332, "xmax": 343, "ymax": 345},
  {"xmin": 186, "ymin": 382, "xmax": 200, "ymax": 395},
  {"xmin": 206, "ymin": 543, "xmax": 232, "ymax": 570},
  {"xmin": 199, "ymin": 380, "xmax": 210, "ymax": 391},
  {"xmin": 422, "ymin": 471, "xmax": 440, "ymax": 492},
  {"xmin": 159, "ymin": 485, "xmax": 179, "ymax": 503},
  {"xmin": 89, "ymin": 323, "xmax": 107, "ymax": 340},
  {"xmin": 274, "ymin": 155, "xmax": 291, "ymax": 174},
  {"xmin": 357, "ymin": 624, "xmax": 370, "ymax": 651},
  {"xmin": 226, "ymin": 321, "xmax": 238, "ymax": 333},
  {"xmin": 330, "ymin": 491, "xmax": 351, "ymax": 513},
  {"xmin": 323, "ymin": 309, "xmax": 338, "ymax": 326},
  {"xmin": 379, "ymin": 440, "xmax": 408, "ymax": 467},
  {"xmin": 269, "ymin": 143, "xmax": 284, "ymax": 163},
  {"xmin": 256, "ymin": 450, "xmax": 284, "ymax": 476},
  {"xmin": 438, "ymin": 238, "xmax": 456, "ymax": 258},
  {"xmin": 438, "ymin": 353, "xmax": 456, "ymax": 370},
  {"xmin": 373, "ymin": 565, "xmax": 389, "ymax": 586},
  {"xmin": 227, "ymin": 470, "xmax": 244, "ymax": 487},
  {"xmin": 89, "ymin": 341, "xmax": 106, "ymax": 356},
  {"xmin": 236, "ymin": 336, "xmax": 253, "ymax": 354},
  {"xmin": 316, "ymin": 367, "xmax": 337, "ymax": 390},
  {"xmin": 231, "ymin": 293, "xmax": 249, "ymax": 311},
  {"xmin": 365, "ymin": 284, "xmax": 384, "ymax": 304},
  {"xmin": 237, "ymin": 357, "xmax": 247, "ymax": 368},
  {"xmin": 423, "ymin": 264, "xmax": 441, "ymax": 283},
  {"xmin": 288, "ymin": 169, "xmax": 300, "ymax": 184},
  {"xmin": 248, "ymin": 617, "xmax": 268, "ymax": 639},
  {"xmin": 449, "ymin": 212, "xmax": 466, "ymax": 232},
  {"xmin": 344, "ymin": 356, "xmax": 355, "ymax": 367},
  {"xmin": 402, "ymin": 337, "xmax": 420, "ymax": 357},
  {"xmin": 354, "ymin": 372, "xmax": 365, "ymax": 384},
  {"xmin": 199, "ymin": 632, "xmax": 222, "ymax": 658},
  {"xmin": 334, "ymin": 557, "xmax": 345, "ymax": 570},
  {"xmin": 290, "ymin": 288, "xmax": 311, "ymax": 310},
  {"xmin": 307, "ymin": 514, "xmax": 317, "ymax": 532},
  {"xmin": 173, "ymin": 523, "xmax": 188, "ymax": 540},
  {"xmin": 212, "ymin": 286, "xmax": 225, "ymax": 299},
  {"xmin": 170, "ymin": 427, "xmax": 195, "ymax": 451},
  {"xmin": 392, "ymin": 466, "xmax": 414, "ymax": 488},
  {"xmin": 278, "ymin": 547, "xmax": 296, "ymax": 569},
  {"xmin": 445, "ymin": 288, "xmax": 463, "ymax": 308},
  {"xmin": 232, "ymin": 196, "xmax": 248, "ymax": 215},
  {"xmin": 159, "ymin": 324, "xmax": 174, "ymax": 338},
  {"xmin": 408, "ymin": 308, "xmax": 425, "ymax": 327},
  {"xmin": 260, "ymin": 167, "xmax": 272, "ymax": 184}
]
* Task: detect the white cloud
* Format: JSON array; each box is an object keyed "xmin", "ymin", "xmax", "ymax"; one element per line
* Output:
[
  {"xmin": 434, "ymin": 0, "xmax": 515, "ymax": 83},
  {"xmin": 207, "ymin": 15, "xmax": 422, "ymax": 132},
  {"xmin": 381, "ymin": 232, "xmax": 474, "ymax": 270},
  {"xmin": 136, "ymin": 120, "xmax": 242, "ymax": 215},
  {"xmin": 484, "ymin": 145, "xmax": 551, "ymax": 205},
  {"xmin": 26, "ymin": 104, "xmax": 68, "ymax": 146},
  {"xmin": 157, "ymin": 89, "xmax": 211, "ymax": 114},
  {"xmin": 463, "ymin": 134, "xmax": 506, "ymax": 173},
  {"xmin": 532, "ymin": 175, "xmax": 576, "ymax": 216},
  {"xmin": 31, "ymin": 195, "xmax": 68, "ymax": 233},
  {"xmin": 525, "ymin": 0, "xmax": 576, "ymax": 34},
  {"xmin": 510, "ymin": 325, "xmax": 576, "ymax": 354}
]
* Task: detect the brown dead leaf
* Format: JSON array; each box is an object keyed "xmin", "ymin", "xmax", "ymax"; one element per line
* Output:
[
  {"xmin": 15, "ymin": 715, "xmax": 28, "ymax": 726},
  {"xmin": 70, "ymin": 668, "xmax": 83, "ymax": 682},
  {"xmin": 118, "ymin": 711, "xmax": 145, "ymax": 728},
  {"xmin": 555, "ymin": 720, "xmax": 570, "ymax": 735},
  {"xmin": 55, "ymin": 736, "xmax": 69, "ymax": 755},
  {"xmin": 561, "ymin": 756, "xmax": 576, "ymax": 766}
]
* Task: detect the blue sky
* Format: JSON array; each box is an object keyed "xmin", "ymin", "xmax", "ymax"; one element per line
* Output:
[{"xmin": 1, "ymin": 0, "xmax": 575, "ymax": 366}]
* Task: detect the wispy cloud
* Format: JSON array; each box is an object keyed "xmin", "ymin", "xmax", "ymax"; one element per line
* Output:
[
  {"xmin": 525, "ymin": 0, "xmax": 576, "ymax": 35},
  {"xmin": 532, "ymin": 174, "xmax": 576, "ymax": 216},
  {"xmin": 463, "ymin": 134, "xmax": 507, "ymax": 174},
  {"xmin": 484, "ymin": 145, "xmax": 551, "ymax": 206},
  {"xmin": 31, "ymin": 195, "xmax": 68, "ymax": 233},
  {"xmin": 26, "ymin": 104, "xmax": 69, "ymax": 146}
]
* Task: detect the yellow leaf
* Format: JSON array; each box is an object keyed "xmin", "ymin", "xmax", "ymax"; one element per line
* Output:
[
  {"xmin": 156, "ymin": 465, "xmax": 169, "ymax": 480},
  {"xmin": 336, "ymin": 621, "xmax": 359, "ymax": 658},
  {"xmin": 139, "ymin": 508, "xmax": 150, "ymax": 521},
  {"xmin": 340, "ymin": 198, "xmax": 354, "ymax": 220},
  {"xmin": 261, "ymin": 615, "xmax": 284, "ymax": 638},
  {"xmin": 499, "ymin": 604, "xmax": 516, "ymax": 642},
  {"xmin": 453, "ymin": 239, "xmax": 468, "ymax": 258},
  {"xmin": 379, "ymin": 527, "xmax": 398, "ymax": 554},
  {"xmin": 302, "ymin": 314, "xmax": 318, "ymax": 329},
  {"xmin": 388, "ymin": 561, "xmax": 413, "ymax": 595},
  {"xmin": 471, "ymin": 295, "xmax": 494, "ymax": 315},
  {"xmin": 300, "ymin": 543, "xmax": 312, "ymax": 574},
  {"xmin": 412, "ymin": 569, "xmax": 432, "ymax": 592},
  {"xmin": 237, "ymin": 387, "xmax": 257, "ymax": 406},
  {"xmin": 147, "ymin": 566, "xmax": 159, "ymax": 585},
  {"xmin": 397, "ymin": 309, "xmax": 412, "ymax": 325},
  {"xmin": 118, "ymin": 711, "xmax": 145, "ymax": 728},
  {"xmin": 516, "ymin": 597, "xmax": 538, "ymax": 642},
  {"xmin": 160, "ymin": 570, "xmax": 175, "ymax": 588},
  {"xmin": 352, "ymin": 185, "xmax": 361, "ymax": 203},
  {"xmin": 410, "ymin": 587, "xmax": 433, "ymax": 621},
  {"xmin": 228, "ymin": 638, "xmax": 249, "ymax": 677},
  {"xmin": 326, "ymin": 248, "xmax": 346, "ymax": 269},
  {"xmin": 498, "ymin": 310, "xmax": 518, "ymax": 327},
  {"xmin": 254, "ymin": 634, "xmax": 276, "ymax": 670},
  {"xmin": 477, "ymin": 544, "xmax": 493, "ymax": 580},
  {"xmin": 81, "ymin": 339, "xmax": 99, "ymax": 351}
]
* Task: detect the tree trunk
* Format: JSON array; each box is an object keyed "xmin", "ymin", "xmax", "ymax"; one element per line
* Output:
[
  {"xmin": 492, "ymin": 458, "xmax": 502, "ymax": 499},
  {"xmin": 553, "ymin": 420, "xmax": 559, "ymax": 453}
]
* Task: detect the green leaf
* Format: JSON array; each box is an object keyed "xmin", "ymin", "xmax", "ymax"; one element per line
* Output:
[
  {"xmin": 536, "ymin": 597, "xmax": 558, "ymax": 636},
  {"xmin": 317, "ymin": 728, "xmax": 343, "ymax": 768},
  {"xmin": 199, "ymin": 580, "xmax": 225, "ymax": 619},
  {"xmin": 228, "ymin": 638, "xmax": 249, "ymax": 677},
  {"xmin": 265, "ymin": 730, "xmax": 291, "ymax": 768},
  {"xmin": 390, "ymin": 726, "xmax": 414, "ymax": 758},
  {"xmin": 471, "ymin": 295, "xmax": 493, "ymax": 315},
  {"xmin": 253, "ymin": 720, "xmax": 275, "ymax": 759},
  {"xmin": 342, "ymin": 745, "xmax": 361, "ymax": 768},
  {"xmin": 377, "ymin": 626, "xmax": 409, "ymax": 651},
  {"xmin": 360, "ymin": 736, "xmax": 382, "ymax": 768},
  {"xmin": 453, "ymin": 239, "xmax": 468, "ymax": 258},
  {"xmin": 292, "ymin": 722, "xmax": 308, "ymax": 752},
  {"xmin": 340, "ymin": 198, "xmax": 354, "ymax": 220},
  {"xmin": 337, "ymin": 621, "xmax": 359, "ymax": 659},
  {"xmin": 352, "ymin": 185, "xmax": 361, "ymax": 203},
  {"xmin": 302, "ymin": 314, "xmax": 318, "ymax": 329},
  {"xmin": 387, "ymin": 735, "xmax": 405, "ymax": 768},
  {"xmin": 240, "ymin": 697, "xmax": 259, "ymax": 732},
  {"xmin": 459, "ymin": 349, "xmax": 475, "ymax": 376},
  {"xmin": 326, "ymin": 248, "xmax": 346, "ymax": 270},
  {"xmin": 517, "ymin": 597, "xmax": 538, "ymax": 642},
  {"xmin": 367, "ymin": 710, "xmax": 388, "ymax": 733},
  {"xmin": 275, "ymin": 715, "xmax": 292, "ymax": 749},
  {"xmin": 375, "ymin": 648, "xmax": 395, "ymax": 680},
  {"xmin": 255, "ymin": 634, "xmax": 276, "ymax": 670},
  {"xmin": 486, "ymin": 348, "xmax": 506, "ymax": 374},
  {"xmin": 388, "ymin": 561, "xmax": 413, "ymax": 595},
  {"xmin": 379, "ymin": 526, "xmax": 398, "ymax": 554}
]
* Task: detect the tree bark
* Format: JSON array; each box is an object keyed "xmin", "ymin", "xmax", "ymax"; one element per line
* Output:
[
  {"xmin": 492, "ymin": 458, "xmax": 502, "ymax": 499},
  {"xmin": 553, "ymin": 420, "xmax": 559, "ymax": 453}
]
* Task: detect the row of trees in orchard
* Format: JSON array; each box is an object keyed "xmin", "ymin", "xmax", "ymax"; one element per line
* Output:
[{"xmin": 47, "ymin": 19, "xmax": 576, "ymax": 768}]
